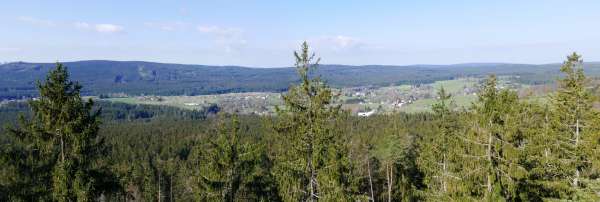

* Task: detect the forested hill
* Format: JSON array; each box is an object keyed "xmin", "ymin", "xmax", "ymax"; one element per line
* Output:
[{"xmin": 3, "ymin": 60, "xmax": 600, "ymax": 99}]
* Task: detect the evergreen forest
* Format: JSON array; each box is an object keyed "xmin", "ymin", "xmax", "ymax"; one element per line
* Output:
[{"xmin": 1, "ymin": 43, "xmax": 600, "ymax": 201}]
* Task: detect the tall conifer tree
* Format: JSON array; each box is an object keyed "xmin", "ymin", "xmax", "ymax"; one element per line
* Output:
[
  {"xmin": 460, "ymin": 75, "xmax": 528, "ymax": 200},
  {"xmin": 272, "ymin": 42, "xmax": 354, "ymax": 201},
  {"xmin": 417, "ymin": 87, "xmax": 464, "ymax": 200},
  {"xmin": 1, "ymin": 63, "xmax": 114, "ymax": 201},
  {"xmin": 191, "ymin": 113, "xmax": 279, "ymax": 201},
  {"xmin": 550, "ymin": 52, "xmax": 600, "ymax": 199}
]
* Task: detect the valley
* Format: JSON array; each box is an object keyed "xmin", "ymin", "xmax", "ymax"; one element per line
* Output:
[
  {"xmin": 99, "ymin": 77, "xmax": 537, "ymax": 115},
  {"xmin": 5, "ymin": 1, "xmax": 600, "ymax": 200}
]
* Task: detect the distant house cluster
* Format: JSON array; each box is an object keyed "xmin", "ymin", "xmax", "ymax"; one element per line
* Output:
[
  {"xmin": 137, "ymin": 96, "xmax": 163, "ymax": 102},
  {"xmin": 358, "ymin": 109, "xmax": 376, "ymax": 117},
  {"xmin": 393, "ymin": 97, "xmax": 415, "ymax": 108}
]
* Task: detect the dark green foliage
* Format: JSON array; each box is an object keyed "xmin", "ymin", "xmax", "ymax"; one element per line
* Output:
[
  {"xmin": 99, "ymin": 101, "xmax": 217, "ymax": 121},
  {"xmin": 0, "ymin": 63, "xmax": 117, "ymax": 201},
  {"xmin": 0, "ymin": 99, "xmax": 215, "ymax": 126},
  {"xmin": 100, "ymin": 119, "xmax": 206, "ymax": 201},
  {"xmin": 192, "ymin": 114, "xmax": 278, "ymax": 201},
  {"xmin": 417, "ymin": 87, "xmax": 465, "ymax": 200},
  {"xmin": 4, "ymin": 52, "xmax": 600, "ymax": 201},
  {"xmin": 547, "ymin": 53, "xmax": 600, "ymax": 200},
  {"xmin": 271, "ymin": 42, "xmax": 355, "ymax": 201},
  {"xmin": 463, "ymin": 75, "xmax": 528, "ymax": 200},
  {"xmin": 6, "ymin": 60, "xmax": 600, "ymax": 99}
]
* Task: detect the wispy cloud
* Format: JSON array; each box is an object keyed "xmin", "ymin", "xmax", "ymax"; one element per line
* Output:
[
  {"xmin": 75, "ymin": 22, "xmax": 124, "ymax": 33},
  {"xmin": 18, "ymin": 16, "xmax": 124, "ymax": 34},
  {"xmin": 0, "ymin": 47, "xmax": 22, "ymax": 53},
  {"xmin": 74, "ymin": 22, "xmax": 90, "ymax": 29},
  {"xmin": 331, "ymin": 36, "xmax": 361, "ymax": 48},
  {"xmin": 197, "ymin": 25, "xmax": 242, "ymax": 38},
  {"xmin": 17, "ymin": 16, "xmax": 56, "ymax": 27},
  {"xmin": 308, "ymin": 35, "xmax": 366, "ymax": 51},
  {"xmin": 144, "ymin": 21, "xmax": 188, "ymax": 31},
  {"xmin": 197, "ymin": 25, "xmax": 247, "ymax": 52},
  {"xmin": 94, "ymin": 24, "xmax": 124, "ymax": 33}
]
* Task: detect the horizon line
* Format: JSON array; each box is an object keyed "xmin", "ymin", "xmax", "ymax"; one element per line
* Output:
[{"xmin": 2, "ymin": 59, "xmax": 594, "ymax": 69}]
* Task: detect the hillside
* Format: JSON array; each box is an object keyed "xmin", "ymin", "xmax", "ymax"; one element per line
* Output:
[{"xmin": 2, "ymin": 60, "xmax": 600, "ymax": 99}]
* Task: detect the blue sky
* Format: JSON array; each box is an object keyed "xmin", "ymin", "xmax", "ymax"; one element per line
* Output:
[{"xmin": 2, "ymin": 0, "xmax": 600, "ymax": 67}]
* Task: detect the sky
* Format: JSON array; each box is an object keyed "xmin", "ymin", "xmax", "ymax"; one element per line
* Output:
[{"xmin": 2, "ymin": 0, "xmax": 600, "ymax": 67}]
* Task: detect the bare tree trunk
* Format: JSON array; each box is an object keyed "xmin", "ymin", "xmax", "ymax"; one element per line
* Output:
[
  {"xmin": 367, "ymin": 157, "xmax": 374, "ymax": 202},
  {"xmin": 575, "ymin": 119, "xmax": 580, "ymax": 146},
  {"xmin": 486, "ymin": 126, "xmax": 493, "ymax": 196},
  {"xmin": 61, "ymin": 136, "xmax": 65, "ymax": 162},
  {"xmin": 574, "ymin": 169, "xmax": 580, "ymax": 188},
  {"xmin": 59, "ymin": 130, "xmax": 65, "ymax": 163},
  {"xmin": 307, "ymin": 100, "xmax": 317, "ymax": 202},
  {"xmin": 387, "ymin": 163, "xmax": 392, "ymax": 202},
  {"xmin": 310, "ymin": 168, "xmax": 317, "ymax": 201},
  {"xmin": 158, "ymin": 171, "xmax": 161, "ymax": 202},
  {"xmin": 544, "ymin": 112, "xmax": 550, "ymax": 158},
  {"xmin": 442, "ymin": 154, "xmax": 447, "ymax": 193},
  {"xmin": 573, "ymin": 119, "xmax": 580, "ymax": 187},
  {"xmin": 390, "ymin": 165, "xmax": 393, "ymax": 202},
  {"xmin": 308, "ymin": 151, "xmax": 317, "ymax": 202}
]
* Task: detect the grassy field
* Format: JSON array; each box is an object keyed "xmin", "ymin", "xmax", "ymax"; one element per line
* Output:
[
  {"xmin": 100, "ymin": 78, "xmax": 538, "ymax": 115},
  {"xmin": 105, "ymin": 93, "xmax": 283, "ymax": 114},
  {"xmin": 396, "ymin": 78, "xmax": 479, "ymax": 113},
  {"xmin": 399, "ymin": 94, "xmax": 478, "ymax": 113},
  {"xmin": 377, "ymin": 84, "xmax": 413, "ymax": 92},
  {"xmin": 431, "ymin": 78, "xmax": 479, "ymax": 94}
]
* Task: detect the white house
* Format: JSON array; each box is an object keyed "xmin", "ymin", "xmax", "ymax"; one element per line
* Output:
[{"xmin": 358, "ymin": 110, "xmax": 376, "ymax": 117}]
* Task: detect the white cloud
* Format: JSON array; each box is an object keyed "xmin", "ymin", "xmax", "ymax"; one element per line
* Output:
[
  {"xmin": 75, "ymin": 22, "xmax": 124, "ymax": 33},
  {"xmin": 331, "ymin": 36, "xmax": 361, "ymax": 48},
  {"xmin": 95, "ymin": 24, "xmax": 124, "ymax": 33},
  {"xmin": 17, "ymin": 16, "xmax": 56, "ymax": 27}
]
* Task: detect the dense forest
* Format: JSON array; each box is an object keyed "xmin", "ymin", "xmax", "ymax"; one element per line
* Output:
[
  {"xmin": 1, "ymin": 43, "xmax": 600, "ymax": 201},
  {"xmin": 4, "ymin": 59, "xmax": 600, "ymax": 100}
]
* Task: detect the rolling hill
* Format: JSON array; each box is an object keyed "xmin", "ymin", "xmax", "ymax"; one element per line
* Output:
[{"xmin": 2, "ymin": 60, "xmax": 600, "ymax": 100}]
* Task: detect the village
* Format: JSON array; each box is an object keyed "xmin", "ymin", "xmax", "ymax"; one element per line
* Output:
[
  {"xmin": 0, "ymin": 77, "xmax": 530, "ymax": 116},
  {"xmin": 101, "ymin": 77, "xmax": 496, "ymax": 116}
]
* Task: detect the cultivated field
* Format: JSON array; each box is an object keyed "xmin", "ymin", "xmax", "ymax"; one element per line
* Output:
[{"xmin": 100, "ymin": 77, "xmax": 539, "ymax": 116}]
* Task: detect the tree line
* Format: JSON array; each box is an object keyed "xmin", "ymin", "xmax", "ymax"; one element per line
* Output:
[{"xmin": 1, "ymin": 43, "xmax": 600, "ymax": 201}]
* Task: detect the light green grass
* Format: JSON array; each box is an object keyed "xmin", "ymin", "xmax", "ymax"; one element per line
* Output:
[
  {"xmin": 431, "ymin": 78, "xmax": 478, "ymax": 94},
  {"xmin": 99, "ymin": 78, "xmax": 503, "ymax": 114},
  {"xmin": 399, "ymin": 94, "xmax": 477, "ymax": 113},
  {"xmin": 378, "ymin": 84, "xmax": 412, "ymax": 92},
  {"xmin": 106, "ymin": 97, "xmax": 138, "ymax": 104},
  {"xmin": 400, "ymin": 98, "xmax": 436, "ymax": 113},
  {"xmin": 452, "ymin": 94, "xmax": 478, "ymax": 107}
]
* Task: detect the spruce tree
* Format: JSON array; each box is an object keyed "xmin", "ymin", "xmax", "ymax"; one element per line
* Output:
[
  {"xmin": 371, "ymin": 120, "xmax": 400, "ymax": 202},
  {"xmin": 460, "ymin": 75, "xmax": 528, "ymax": 200},
  {"xmin": 272, "ymin": 42, "xmax": 354, "ymax": 201},
  {"xmin": 417, "ymin": 87, "xmax": 463, "ymax": 200},
  {"xmin": 194, "ymin": 114, "xmax": 277, "ymax": 201},
  {"xmin": 549, "ymin": 52, "xmax": 600, "ymax": 200},
  {"xmin": 1, "ymin": 63, "xmax": 115, "ymax": 201}
]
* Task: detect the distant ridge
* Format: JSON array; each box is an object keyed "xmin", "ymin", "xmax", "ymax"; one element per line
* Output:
[
  {"xmin": 5, "ymin": 60, "xmax": 600, "ymax": 69},
  {"xmin": 2, "ymin": 60, "xmax": 600, "ymax": 100}
]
